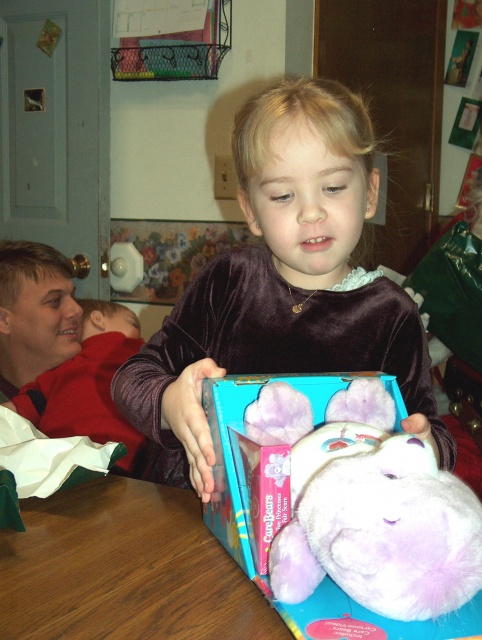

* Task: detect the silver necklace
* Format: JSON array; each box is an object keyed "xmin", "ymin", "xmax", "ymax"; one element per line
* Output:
[{"xmin": 288, "ymin": 285, "xmax": 318, "ymax": 314}]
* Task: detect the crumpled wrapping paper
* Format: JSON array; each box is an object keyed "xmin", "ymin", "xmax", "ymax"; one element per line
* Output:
[
  {"xmin": 0, "ymin": 469, "xmax": 25, "ymax": 531},
  {"xmin": 0, "ymin": 405, "xmax": 126, "ymax": 501}
]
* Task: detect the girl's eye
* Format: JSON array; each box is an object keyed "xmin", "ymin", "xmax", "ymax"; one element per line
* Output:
[
  {"xmin": 270, "ymin": 193, "xmax": 292, "ymax": 203},
  {"xmin": 324, "ymin": 185, "xmax": 347, "ymax": 195}
]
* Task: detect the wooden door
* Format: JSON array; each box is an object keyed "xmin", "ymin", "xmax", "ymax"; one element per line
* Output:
[
  {"xmin": 0, "ymin": 0, "xmax": 110, "ymax": 298},
  {"xmin": 315, "ymin": 0, "xmax": 446, "ymax": 274}
]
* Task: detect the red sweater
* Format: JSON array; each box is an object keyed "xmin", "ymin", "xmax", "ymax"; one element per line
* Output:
[{"xmin": 12, "ymin": 332, "xmax": 146, "ymax": 474}]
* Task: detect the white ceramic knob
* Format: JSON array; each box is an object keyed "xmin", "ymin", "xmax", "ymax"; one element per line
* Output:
[
  {"xmin": 111, "ymin": 256, "xmax": 128, "ymax": 277},
  {"xmin": 110, "ymin": 242, "xmax": 144, "ymax": 293}
]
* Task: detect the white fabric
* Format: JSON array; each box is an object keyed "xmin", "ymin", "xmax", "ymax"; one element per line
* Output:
[{"xmin": 329, "ymin": 267, "xmax": 383, "ymax": 292}]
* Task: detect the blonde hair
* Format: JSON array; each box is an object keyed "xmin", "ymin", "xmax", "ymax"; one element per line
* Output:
[{"xmin": 231, "ymin": 76, "xmax": 377, "ymax": 192}]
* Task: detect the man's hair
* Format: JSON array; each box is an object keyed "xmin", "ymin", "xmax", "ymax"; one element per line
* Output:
[
  {"xmin": 77, "ymin": 298, "xmax": 129, "ymax": 326},
  {"xmin": 0, "ymin": 240, "xmax": 72, "ymax": 308}
]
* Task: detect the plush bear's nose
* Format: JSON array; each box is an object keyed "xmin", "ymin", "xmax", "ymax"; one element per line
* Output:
[{"xmin": 407, "ymin": 437, "xmax": 425, "ymax": 447}]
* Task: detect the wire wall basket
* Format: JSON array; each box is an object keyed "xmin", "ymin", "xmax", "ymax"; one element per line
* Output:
[{"xmin": 111, "ymin": 0, "xmax": 231, "ymax": 81}]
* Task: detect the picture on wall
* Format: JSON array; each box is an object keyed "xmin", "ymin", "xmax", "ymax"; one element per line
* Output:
[
  {"xmin": 445, "ymin": 29, "xmax": 479, "ymax": 87},
  {"xmin": 456, "ymin": 153, "xmax": 482, "ymax": 208},
  {"xmin": 448, "ymin": 97, "xmax": 482, "ymax": 149},
  {"xmin": 110, "ymin": 219, "xmax": 260, "ymax": 305},
  {"xmin": 452, "ymin": 0, "xmax": 482, "ymax": 30}
]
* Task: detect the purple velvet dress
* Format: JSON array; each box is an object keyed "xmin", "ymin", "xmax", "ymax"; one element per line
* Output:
[{"xmin": 112, "ymin": 244, "xmax": 456, "ymax": 484}]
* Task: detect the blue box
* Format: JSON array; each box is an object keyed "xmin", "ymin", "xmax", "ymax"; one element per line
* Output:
[{"xmin": 202, "ymin": 372, "xmax": 482, "ymax": 640}]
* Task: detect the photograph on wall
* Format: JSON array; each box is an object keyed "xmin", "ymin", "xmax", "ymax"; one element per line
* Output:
[
  {"xmin": 445, "ymin": 30, "xmax": 479, "ymax": 87},
  {"xmin": 110, "ymin": 219, "xmax": 260, "ymax": 305},
  {"xmin": 452, "ymin": 0, "xmax": 482, "ymax": 30},
  {"xmin": 456, "ymin": 153, "xmax": 482, "ymax": 208},
  {"xmin": 448, "ymin": 97, "xmax": 482, "ymax": 149}
]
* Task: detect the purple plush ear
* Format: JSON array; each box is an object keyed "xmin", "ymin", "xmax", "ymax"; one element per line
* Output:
[
  {"xmin": 325, "ymin": 378, "xmax": 395, "ymax": 432},
  {"xmin": 244, "ymin": 381, "xmax": 314, "ymax": 445},
  {"xmin": 269, "ymin": 518, "xmax": 326, "ymax": 604}
]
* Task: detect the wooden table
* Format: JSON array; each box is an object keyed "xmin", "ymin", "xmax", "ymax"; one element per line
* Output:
[{"xmin": 3, "ymin": 475, "xmax": 293, "ymax": 640}]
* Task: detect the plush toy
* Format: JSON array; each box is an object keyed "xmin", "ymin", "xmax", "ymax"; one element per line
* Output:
[
  {"xmin": 244, "ymin": 379, "xmax": 482, "ymax": 621},
  {"xmin": 246, "ymin": 378, "xmax": 396, "ymax": 512}
]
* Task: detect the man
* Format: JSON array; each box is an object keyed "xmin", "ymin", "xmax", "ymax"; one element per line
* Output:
[{"xmin": 0, "ymin": 240, "xmax": 83, "ymax": 399}]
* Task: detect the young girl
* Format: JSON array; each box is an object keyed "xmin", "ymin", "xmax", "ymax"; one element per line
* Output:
[{"xmin": 112, "ymin": 77, "xmax": 456, "ymax": 501}]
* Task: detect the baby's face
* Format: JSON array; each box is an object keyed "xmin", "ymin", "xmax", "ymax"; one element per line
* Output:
[{"xmin": 104, "ymin": 307, "xmax": 141, "ymax": 339}]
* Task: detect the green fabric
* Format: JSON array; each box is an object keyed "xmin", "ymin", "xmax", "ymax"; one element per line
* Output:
[
  {"xmin": 404, "ymin": 221, "xmax": 482, "ymax": 375},
  {"xmin": 0, "ymin": 469, "xmax": 26, "ymax": 532}
]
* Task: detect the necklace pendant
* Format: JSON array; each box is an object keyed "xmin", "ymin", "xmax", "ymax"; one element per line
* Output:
[{"xmin": 292, "ymin": 304, "xmax": 303, "ymax": 314}]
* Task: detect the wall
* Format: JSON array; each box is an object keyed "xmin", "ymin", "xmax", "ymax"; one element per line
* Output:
[
  {"xmin": 111, "ymin": 1, "xmax": 314, "ymax": 339},
  {"xmin": 440, "ymin": 0, "xmax": 482, "ymax": 215}
]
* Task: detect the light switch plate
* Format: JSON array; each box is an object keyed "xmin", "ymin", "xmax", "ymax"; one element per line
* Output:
[{"xmin": 214, "ymin": 155, "xmax": 237, "ymax": 200}]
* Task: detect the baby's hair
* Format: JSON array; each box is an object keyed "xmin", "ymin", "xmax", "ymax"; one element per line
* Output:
[
  {"xmin": 231, "ymin": 76, "xmax": 377, "ymax": 192},
  {"xmin": 77, "ymin": 299, "xmax": 129, "ymax": 325},
  {"xmin": 0, "ymin": 240, "xmax": 72, "ymax": 308}
]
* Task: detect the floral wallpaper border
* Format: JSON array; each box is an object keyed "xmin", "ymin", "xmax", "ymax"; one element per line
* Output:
[{"xmin": 110, "ymin": 219, "xmax": 257, "ymax": 305}]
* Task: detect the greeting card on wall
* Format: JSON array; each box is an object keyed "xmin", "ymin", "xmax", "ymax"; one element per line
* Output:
[
  {"xmin": 457, "ymin": 153, "xmax": 482, "ymax": 208},
  {"xmin": 449, "ymin": 97, "xmax": 482, "ymax": 149},
  {"xmin": 445, "ymin": 30, "xmax": 479, "ymax": 87},
  {"xmin": 452, "ymin": 0, "xmax": 482, "ymax": 29},
  {"xmin": 472, "ymin": 64, "xmax": 482, "ymax": 99}
]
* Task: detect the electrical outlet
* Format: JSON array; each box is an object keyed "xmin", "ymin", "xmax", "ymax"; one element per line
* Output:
[{"xmin": 214, "ymin": 155, "xmax": 237, "ymax": 200}]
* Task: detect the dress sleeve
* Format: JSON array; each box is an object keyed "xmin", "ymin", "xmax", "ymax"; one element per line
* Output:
[
  {"xmin": 111, "ymin": 256, "xmax": 225, "ymax": 443},
  {"xmin": 381, "ymin": 299, "xmax": 456, "ymax": 471}
]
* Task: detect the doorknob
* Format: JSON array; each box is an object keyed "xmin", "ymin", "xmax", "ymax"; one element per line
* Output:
[
  {"xmin": 69, "ymin": 254, "xmax": 91, "ymax": 279},
  {"xmin": 109, "ymin": 242, "xmax": 144, "ymax": 293}
]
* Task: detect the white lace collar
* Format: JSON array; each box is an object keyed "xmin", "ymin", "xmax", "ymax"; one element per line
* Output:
[{"xmin": 328, "ymin": 267, "xmax": 384, "ymax": 292}]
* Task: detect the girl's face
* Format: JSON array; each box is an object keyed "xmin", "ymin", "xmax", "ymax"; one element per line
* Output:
[{"xmin": 239, "ymin": 118, "xmax": 379, "ymax": 290}]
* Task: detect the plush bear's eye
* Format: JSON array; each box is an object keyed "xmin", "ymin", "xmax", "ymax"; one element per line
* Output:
[{"xmin": 384, "ymin": 473, "xmax": 398, "ymax": 480}]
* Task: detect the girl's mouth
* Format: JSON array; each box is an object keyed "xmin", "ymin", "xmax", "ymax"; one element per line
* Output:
[
  {"xmin": 305, "ymin": 236, "xmax": 328, "ymax": 244},
  {"xmin": 301, "ymin": 236, "xmax": 333, "ymax": 250}
]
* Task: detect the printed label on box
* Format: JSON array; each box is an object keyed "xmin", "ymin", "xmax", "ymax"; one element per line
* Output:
[{"xmin": 230, "ymin": 429, "xmax": 291, "ymax": 574}]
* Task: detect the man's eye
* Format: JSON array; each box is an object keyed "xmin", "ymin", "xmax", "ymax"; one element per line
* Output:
[{"xmin": 47, "ymin": 297, "xmax": 61, "ymax": 307}]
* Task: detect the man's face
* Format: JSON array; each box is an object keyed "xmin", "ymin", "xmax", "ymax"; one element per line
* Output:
[{"xmin": 5, "ymin": 272, "xmax": 83, "ymax": 373}]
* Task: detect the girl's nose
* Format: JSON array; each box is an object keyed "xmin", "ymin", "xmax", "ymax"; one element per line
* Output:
[{"xmin": 298, "ymin": 199, "xmax": 327, "ymax": 224}]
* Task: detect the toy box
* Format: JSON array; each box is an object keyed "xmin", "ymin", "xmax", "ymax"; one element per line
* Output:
[{"xmin": 202, "ymin": 372, "xmax": 482, "ymax": 640}]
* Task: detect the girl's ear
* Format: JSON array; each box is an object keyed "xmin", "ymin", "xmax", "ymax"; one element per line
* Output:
[
  {"xmin": 365, "ymin": 168, "xmax": 380, "ymax": 220},
  {"xmin": 238, "ymin": 189, "xmax": 263, "ymax": 237},
  {"xmin": 89, "ymin": 310, "xmax": 106, "ymax": 331}
]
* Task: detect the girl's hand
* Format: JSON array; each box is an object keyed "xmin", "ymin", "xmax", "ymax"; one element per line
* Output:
[
  {"xmin": 401, "ymin": 413, "xmax": 440, "ymax": 466},
  {"xmin": 162, "ymin": 358, "xmax": 226, "ymax": 502}
]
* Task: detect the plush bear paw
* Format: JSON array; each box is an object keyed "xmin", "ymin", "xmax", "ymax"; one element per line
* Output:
[{"xmin": 269, "ymin": 518, "xmax": 326, "ymax": 604}]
